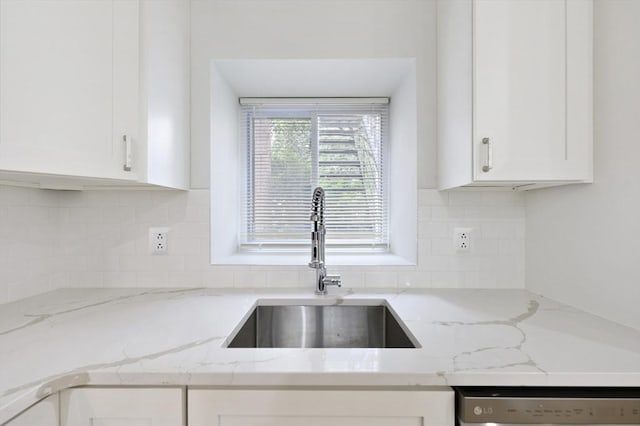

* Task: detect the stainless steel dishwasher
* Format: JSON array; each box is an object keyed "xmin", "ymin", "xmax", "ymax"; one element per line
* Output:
[{"xmin": 455, "ymin": 387, "xmax": 640, "ymax": 425}]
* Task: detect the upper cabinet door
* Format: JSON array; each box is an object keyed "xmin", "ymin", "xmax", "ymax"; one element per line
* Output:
[
  {"xmin": 0, "ymin": 0, "xmax": 138, "ymax": 182},
  {"xmin": 473, "ymin": 0, "xmax": 567, "ymax": 182},
  {"xmin": 437, "ymin": 0, "xmax": 593, "ymax": 190}
]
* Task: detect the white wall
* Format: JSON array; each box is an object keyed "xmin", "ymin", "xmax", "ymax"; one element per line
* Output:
[
  {"xmin": 526, "ymin": 0, "xmax": 640, "ymax": 330},
  {"xmin": 190, "ymin": 0, "xmax": 437, "ymax": 189},
  {"xmin": 0, "ymin": 186, "xmax": 61, "ymax": 303}
]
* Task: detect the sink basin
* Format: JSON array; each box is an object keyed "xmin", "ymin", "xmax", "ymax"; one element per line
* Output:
[{"xmin": 226, "ymin": 301, "xmax": 419, "ymax": 348}]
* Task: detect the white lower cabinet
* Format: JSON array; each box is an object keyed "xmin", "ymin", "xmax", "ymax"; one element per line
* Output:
[
  {"xmin": 4, "ymin": 387, "xmax": 453, "ymax": 426},
  {"xmin": 188, "ymin": 388, "xmax": 455, "ymax": 426},
  {"xmin": 59, "ymin": 387, "xmax": 184, "ymax": 426},
  {"xmin": 4, "ymin": 394, "xmax": 58, "ymax": 426}
]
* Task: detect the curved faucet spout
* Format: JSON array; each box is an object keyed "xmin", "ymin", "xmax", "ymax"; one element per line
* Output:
[
  {"xmin": 310, "ymin": 187, "xmax": 325, "ymax": 222},
  {"xmin": 309, "ymin": 187, "xmax": 325, "ymax": 269},
  {"xmin": 308, "ymin": 187, "xmax": 341, "ymax": 295}
]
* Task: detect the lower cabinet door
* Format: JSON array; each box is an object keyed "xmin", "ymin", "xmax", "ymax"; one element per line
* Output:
[
  {"xmin": 188, "ymin": 388, "xmax": 454, "ymax": 426},
  {"xmin": 60, "ymin": 387, "xmax": 184, "ymax": 426},
  {"xmin": 4, "ymin": 394, "xmax": 58, "ymax": 426}
]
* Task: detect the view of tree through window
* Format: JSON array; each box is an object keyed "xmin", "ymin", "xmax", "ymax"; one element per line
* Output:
[{"xmin": 241, "ymin": 101, "xmax": 388, "ymax": 251}]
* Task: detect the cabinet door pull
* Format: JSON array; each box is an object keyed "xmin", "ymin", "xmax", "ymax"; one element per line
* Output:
[
  {"xmin": 123, "ymin": 135, "xmax": 132, "ymax": 171},
  {"xmin": 482, "ymin": 137, "xmax": 492, "ymax": 172}
]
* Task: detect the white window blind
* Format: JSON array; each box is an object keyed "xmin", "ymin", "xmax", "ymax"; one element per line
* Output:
[{"xmin": 239, "ymin": 98, "xmax": 389, "ymax": 252}]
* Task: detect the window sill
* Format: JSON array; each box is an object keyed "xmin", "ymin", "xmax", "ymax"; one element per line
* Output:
[{"xmin": 211, "ymin": 252, "xmax": 415, "ymax": 266}]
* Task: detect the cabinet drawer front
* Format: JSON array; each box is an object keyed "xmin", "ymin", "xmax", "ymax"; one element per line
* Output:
[
  {"xmin": 60, "ymin": 388, "xmax": 184, "ymax": 426},
  {"xmin": 188, "ymin": 389, "xmax": 454, "ymax": 426}
]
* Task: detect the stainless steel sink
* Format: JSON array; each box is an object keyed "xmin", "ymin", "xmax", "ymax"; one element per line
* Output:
[{"xmin": 226, "ymin": 301, "xmax": 419, "ymax": 348}]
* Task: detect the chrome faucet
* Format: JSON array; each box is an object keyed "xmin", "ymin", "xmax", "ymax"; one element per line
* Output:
[{"xmin": 309, "ymin": 187, "xmax": 341, "ymax": 295}]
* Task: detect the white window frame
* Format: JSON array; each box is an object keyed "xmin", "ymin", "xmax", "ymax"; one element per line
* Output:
[{"xmin": 239, "ymin": 98, "xmax": 390, "ymax": 255}]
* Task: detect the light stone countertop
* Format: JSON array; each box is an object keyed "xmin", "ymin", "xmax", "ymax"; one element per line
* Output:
[{"xmin": 1, "ymin": 287, "xmax": 639, "ymax": 423}]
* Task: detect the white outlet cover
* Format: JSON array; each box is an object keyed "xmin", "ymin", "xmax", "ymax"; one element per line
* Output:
[
  {"xmin": 149, "ymin": 227, "xmax": 170, "ymax": 255},
  {"xmin": 453, "ymin": 227, "xmax": 472, "ymax": 252}
]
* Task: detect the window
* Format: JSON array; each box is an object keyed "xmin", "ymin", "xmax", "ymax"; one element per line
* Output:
[
  {"xmin": 210, "ymin": 58, "xmax": 416, "ymax": 266},
  {"xmin": 239, "ymin": 98, "xmax": 389, "ymax": 253}
]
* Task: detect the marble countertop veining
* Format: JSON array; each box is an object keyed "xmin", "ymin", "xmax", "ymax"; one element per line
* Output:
[{"xmin": 1, "ymin": 287, "xmax": 640, "ymax": 423}]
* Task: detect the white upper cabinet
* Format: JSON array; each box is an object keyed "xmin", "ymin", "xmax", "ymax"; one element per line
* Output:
[
  {"xmin": 0, "ymin": 0, "xmax": 189, "ymax": 190},
  {"xmin": 437, "ymin": 0, "xmax": 593, "ymax": 190}
]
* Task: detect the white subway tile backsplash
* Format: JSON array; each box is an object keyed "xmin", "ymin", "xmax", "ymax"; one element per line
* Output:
[
  {"xmin": 0, "ymin": 186, "xmax": 31, "ymax": 205},
  {"xmin": 431, "ymin": 238, "xmax": 456, "ymax": 256},
  {"xmin": 431, "ymin": 270, "xmax": 464, "ymax": 288},
  {"xmin": 86, "ymin": 191, "xmax": 120, "ymax": 207},
  {"xmin": 134, "ymin": 205, "xmax": 169, "ymax": 224},
  {"xmin": 84, "ymin": 253, "xmax": 119, "ymax": 273},
  {"xmin": 481, "ymin": 191, "xmax": 525, "ymax": 206},
  {"xmin": 101, "ymin": 206, "xmax": 136, "ymax": 225},
  {"xmin": 417, "ymin": 239, "xmax": 431, "ymax": 260},
  {"xmin": 431, "ymin": 205, "xmax": 466, "ymax": 221},
  {"xmin": 171, "ymin": 221, "xmax": 208, "ymax": 239},
  {"xmin": 171, "ymin": 237, "xmax": 203, "ymax": 256},
  {"xmin": 418, "ymin": 221, "xmax": 448, "ymax": 239},
  {"xmin": 365, "ymin": 270, "xmax": 399, "ymax": 289},
  {"xmin": 52, "ymin": 254, "xmax": 87, "ymax": 272},
  {"xmin": 450, "ymin": 255, "xmax": 484, "ymax": 272},
  {"xmin": 118, "ymin": 191, "xmax": 153, "ymax": 207},
  {"xmin": 119, "ymin": 255, "xmax": 153, "ymax": 272},
  {"xmin": 67, "ymin": 271, "xmax": 104, "ymax": 288},
  {"xmin": 202, "ymin": 266, "xmax": 235, "ymax": 287},
  {"xmin": 152, "ymin": 255, "xmax": 186, "ymax": 273},
  {"xmin": 463, "ymin": 270, "xmax": 498, "ymax": 288},
  {"xmin": 103, "ymin": 270, "xmax": 138, "ymax": 287},
  {"xmin": 56, "ymin": 190, "xmax": 88, "ymax": 207},
  {"xmin": 168, "ymin": 270, "xmax": 203, "ymax": 287},
  {"xmin": 418, "ymin": 190, "xmax": 449, "ymax": 206},
  {"xmin": 472, "ymin": 239, "xmax": 499, "ymax": 256},
  {"xmin": 136, "ymin": 269, "xmax": 171, "ymax": 286},
  {"xmin": 168, "ymin": 201, "xmax": 209, "ymax": 223},
  {"xmin": 419, "ymin": 255, "xmax": 451, "ymax": 272},
  {"xmin": 67, "ymin": 207, "xmax": 104, "ymax": 224},
  {"xmin": 234, "ymin": 268, "xmax": 268, "ymax": 288},
  {"xmin": 448, "ymin": 191, "xmax": 484, "ymax": 206},
  {"xmin": 481, "ymin": 221, "xmax": 518, "ymax": 239},
  {"xmin": 397, "ymin": 269, "xmax": 430, "ymax": 288},
  {"xmin": 266, "ymin": 269, "xmax": 301, "ymax": 288},
  {"xmin": 498, "ymin": 239, "xmax": 525, "ymax": 256},
  {"xmin": 87, "ymin": 223, "xmax": 122, "ymax": 241},
  {"xmin": 0, "ymin": 186, "xmax": 526, "ymax": 302},
  {"xmin": 6, "ymin": 205, "xmax": 50, "ymax": 225}
]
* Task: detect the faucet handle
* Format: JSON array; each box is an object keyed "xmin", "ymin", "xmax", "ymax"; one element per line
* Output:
[{"xmin": 323, "ymin": 274, "xmax": 342, "ymax": 288}]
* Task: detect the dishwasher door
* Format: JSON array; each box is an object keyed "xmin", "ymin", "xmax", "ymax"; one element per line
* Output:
[
  {"xmin": 459, "ymin": 423, "xmax": 635, "ymax": 426},
  {"xmin": 455, "ymin": 387, "xmax": 640, "ymax": 425}
]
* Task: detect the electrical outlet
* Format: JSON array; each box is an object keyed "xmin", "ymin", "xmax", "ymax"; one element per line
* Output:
[
  {"xmin": 453, "ymin": 227, "xmax": 472, "ymax": 252},
  {"xmin": 149, "ymin": 227, "xmax": 169, "ymax": 255}
]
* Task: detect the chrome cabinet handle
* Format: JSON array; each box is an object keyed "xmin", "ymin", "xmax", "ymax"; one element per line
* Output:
[
  {"xmin": 481, "ymin": 137, "xmax": 492, "ymax": 173},
  {"xmin": 123, "ymin": 134, "xmax": 132, "ymax": 172}
]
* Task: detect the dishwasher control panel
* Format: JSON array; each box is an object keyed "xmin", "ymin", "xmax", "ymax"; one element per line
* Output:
[{"xmin": 456, "ymin": 387, "xmax": 640, "ymax": 424}]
